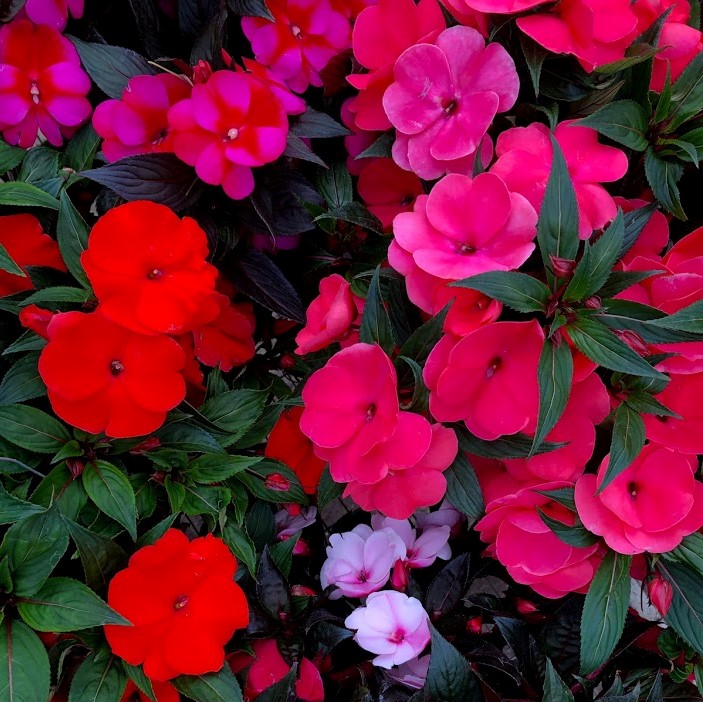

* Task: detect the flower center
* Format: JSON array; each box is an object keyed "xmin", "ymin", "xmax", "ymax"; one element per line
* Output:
[
  {"xmin": 628, "ymin": 481, "xmax": 638, "ymax": 498},
  {"xmin": 110, "ymin": 360, "xmax": 124, "ymax": 376},
  {"xmin": 147, "ymin": 268, "xmax": 163, "ymax": 279},
  {"xmin": 366, "ymin": 403, "xmax": 377, "ymax": 421},
  {"xmin": 152, "ymin": 128, "xmax": 168, "ymax": 145},
  {"xmin": 459, "ymin": 243, "xmax": 476, "ymax": 255},
  {"xmin": 358, "ymin": 570, "xmax": 367, "ymax": 582},
  {"xmin": 173, "ymin": 594, "xmax": 189, "ymax": 610},
  {"xmin": 389, "ymin": 629, "xmax": 405, "ymax": 643},
  {"xmin": 442, "ymin": 98, "xmax": 458, "ymax": 115},
  {"xmin": 400, "ymin": 195, "xmax": 414, "ymax": 206},
  {"xmin": 30, "ymin": 82, "xmax": 40, "ymax": 104},
  {"xmin": 225, "ymin": 128, "xmax": 239, "ymax": 141},
  {"xmin": 291, "ymin": 24, "xmax": 302, "ymax": 38},
  {"xmin": 485, "ymin": 357, "xmax": 502, "ymax": 379}
]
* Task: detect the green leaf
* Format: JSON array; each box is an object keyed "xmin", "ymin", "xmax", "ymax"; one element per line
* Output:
[
  {"xmin": 0, "ymin": 141, "xmax": 26, "ymax": 174},
  {"xmin": 0, "ymin": 241, "xmax": 25, "ymax": 279},
  {"xmin": 537, "ymin": 135, "xmax": 580, "ymax": 281},
  {"xmin": 425, "ymin": 623, "xmax": 481, "ymax": 702},
  {"xmin": 520, "ymin": 33, "xmax": 548, "ymax": 97},
  {"xmin": 425, "ymin": 554, "xmax": 471, "ymax": 619},
  {"xmin": 625, "ymin": 390, "xmax": 680, "ymax": 418},
  {"xmin": 0, "ymin": 482, "xmax": 43, "ymax": 525},
  {"xmin": 645, "ymin": 298, "xmax": 703, "ymax": 332},
  {"xmin": 82, "ymin": 461, "xmax": 137, "ymax": 540},
  {"xmin": 257, "ymin": 546, "xmax": 290, "ymax": 619},
  {"xmin": 136, "ymin": 514, "xmax": 177, "ymax": 548},
  {"xmin": 451, "ymin": 271, "xmax": 550, "ymax": 312},
  {"xmin": 644, "ymin": 148, "xmax": 685, "ymax": 219},
  {"xmin": 66, "ymin": 123, "xmax": 101, "ymax": 172},
  {"xmin": 270, "ymin": 534, "xmax": 299, "ymax": 579},
  {"xmin": 17, "ymin": 577, "xmax": 129, "ymax": 631},
  {"xmin": 199, "ymin": 390, "xmax": 266, "ymax": 444},
  {"xmin": 317, "ymin": 160, "xmax": 353, "ymax": 209},
  {"xmin": 444, "ymin": 453, "xmax": 483, "ymax": 523},
  {"xmin": 661, "ymin": 561, "xmax": 703, "ymax": 656},
  {"xmin": 221, "ymin": 521, "xmax": 257, "ymax": 577},
  {"xmin": 181, "ymin": 484, "xmax": 231, "ymax": 518},
  {"xmin": 397, "ymin": 302, "xmax": 450, "ymax": 365},
  {"xmin": 535, "ymin": 486, "xmax": 577, "ymax": 511},
  {"xmin": 457, "ymin": 426, "xmax": 565, "ymax": 459},
  {"xmin": 0, "ymin": 181, "xmax": 59, "ymax": 209},
  {"xmin": 598, "ymin": 403, "xmax": 646, "ymax": 493},
  {"xmin": 57, "ymin": 192, "xmax": 91, "ymax": 289},
  {"xmin": 666, "ymin": 533, "xmax": 703, "ymax": 575},
  {"xmin": 355, "ymin": 132, "xmax": 394, "ymax": 159},
  {"xmin": 567, "ymin": 315, "xmax": 665, "ymax": 379},
  {"xmin": 156, "ymin": 422, "xmax": 226, "ymax": 454},
  {"xmin": 173, "ymin": 665, "xmax": 244, "ymax": 702},
  {"xmin": 0, "ymin": 352, "xmax": 45, "ymax": 406},
  {"xmin": 580, "ymin": 551, "xmax": 631, "ymax": 674},
  {"xmin": 620, "ymin": 202, "xmax": 659, "ymax": 259},
  {"xmin": 317, "ymin": 466, "xmax": 344, "ymax": 512},
  {"xmin": 122, "ymin": 662, "xmax": 156, "ymax": 702},
  {"xmin": 543, "ymin": 658, "xmax": 574, "ymax": 702},
  {"xmin": 664, "ymin": 50, "xmax": 703, "ymax": 130},
  {"xmin": 185, "ymin": 454, "xmax": 261, "ymax": 483},
  {"xmin": 576, "ymin": 101, "xmax": 650, "ymax": 151},
  {"xmin": 256, "ymin": 666, "xmax": 296, "ymax": 702},
  {"xmin": 233, "ymin": 459, "xmax": 307, "ymax": 505},
  {"xmin": 20, "ymin": 285, "xmax": 91, "ymax": 308},
  {"xmin": 537, "ymin": 509, "xmax": 598, "ymax": 548},
  {"xmin": 5, "ymin": 505, "xmax": 69, "ymax": 596},
  {"xmin": 531, "ymin": 338, "xmax": 573, "ymax": 455},
  {"xmin": 0, "ymin": 619, "xmax": 50, "ymax": 702},
  {"xmin": 0, "ymin": 404, "xmax": 69, "ymax": 453},
  {"xmin": 314, "ymin": 202, "xmax": 383, "ymax": 234},
  {"xmin": 359, "ymin": 266, "xmax": 395, "ymax": 355},
  {"xmin": 597, "ymin": 270, "xmax": 660, "ymax": 299},
  {"xmin": 68, "ymin": 651, "xmax": 128, "ymax": 702}
]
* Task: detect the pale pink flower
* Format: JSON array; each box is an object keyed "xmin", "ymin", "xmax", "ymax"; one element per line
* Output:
[
  {"xmin": 22, "ymin": 0, "xmax": 83, "ymax": 30},
  {"xmin": 321, "ymin": 525, "xmax": 406, "ymax": 598},
  {"xmin": 575, "ymin": 444, "xmax": 703, "ymax": 554},
  {"xmin": 386, "ymin": 654, "xmax": 430, "ymax": 689},
  {"xmin": 345, "ymin": 591, "xmax": 430, "ymax": 668},
  {"xmin": 372, "ymin": 517, "xmax": 451, "ymax": 568},
  {"xmin": 275, "ymin": 505, "xmax": 317, "ymax": 540},
  {"xmin": 383, "ymin": 26, "xmax": 518, "ymax": 179},
  {"xmin": 490, "ymin": 121, "xmax": 628, "ymax": 239},
  {"xmin": 415, "ymin": 500, "xmax": 463, "ymax": 534}
]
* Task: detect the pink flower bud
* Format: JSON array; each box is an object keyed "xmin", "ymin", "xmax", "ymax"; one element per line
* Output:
[
  {"xmin": 390, "ymin": 559, "xmax": 409, "ymax": 591},
  {"xmin": 515, "ymin": 598, "xmax": 539, "ymax": 614},
  {"xmin": 265, "ymin": 473, "xmax": 291, "ymax": 491},
  {"xmin": 647, "ymin": 574, "xmax": 673, "ymax": 617},
  {"xmin": 550, "ymin": 255, "xmax": 577, "ymax": 278},
  {"xmin": 465, "ymin": 615, "xmax": 483, "ymax": 635},
  {"xmin": 192, "ymin": 60, "xmax": 213, "ymax": 84}
]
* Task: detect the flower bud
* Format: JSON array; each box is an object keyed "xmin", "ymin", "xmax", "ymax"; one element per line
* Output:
[
  {"xmin": 192, "ymin": 60, "xmax": 213, "ymax": 84},
  {"xmin": 465, "ymin": 615, "xmax": 483, "ymax": 635},
  {"xmin": 550, "ymin": 255, "xmax": 577, "ymax": 278},
  {"xmin": 390, "ymin": 559, "xmax": 409, "ymax": 591},
  {"xmin": 265, "ymin": 473, "xmax": 291, "ymax": 491},
  {"xmin": 647, "ymin": 574, "xmax": 673, "ymax": 617}
]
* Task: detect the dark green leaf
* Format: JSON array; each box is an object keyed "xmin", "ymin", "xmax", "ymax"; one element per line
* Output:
[
  {"xmin": 0, "ymin": 352, "xmax": 45, "ymax": 405},
  {"xmin": 457, "ymin": 426, "xmax": 565, "ymax": 459},
  {"xmin": 186, "ymin": 454, "xmax": 260, "ymax": 483},
  {"xmin": 0, "ymin": 482, "xmax": 43, "ymax": 524},
  {"xmin": 66, "ymin": 123, "xmax": 101, "ymax": 172},
  {"xmin": 664, "ymin": 50, "xmax": 703, "ymax": 130},
  {"xmin": 535, "ymin": 486, "xmax": 576, "ymax": 511},
  {"xmin": 123, "ymin": 662, "xmax": 156, "ymax": 702},
  {"xmin": 577, "ymin": 101, "xmax": 650, "ymax": 151},
  {"xmin": 600, "ymin": 298, "xmax": 701, "ymax": 343},
  {"xmin": 0, "ymin": 181, "xmax": 59, "ymax": 209},
  {"xmin": 156, "ymin": 422, "xmax": 226, "ymax": 454},
  {"xmin": 234, "ymin": 459, "xmax": 307, "ymax": 504},
  {"xmin": 314, "ymin": 202, "xmax": 383, "ymax": 234},
  {"xmin": 666, "ymin": 532, "xmax": 703, "ymax": 575},
  {"xmin": 397, "ymin": 303, "xmax": 450, "ymax": 366},
  {"xmin": 0, "ymin": 141, "xmax": 25, "ymax": 174},
  {"xmin": 173, "ymin": 666, "xmax": 244, "ymax": 702},
  {"xmin": 620, "ymin": 203, "xmax": 659, "ymax": 259},
  {"xmin": 444, "ymin": 453, "xmax": 483, "ymax": 523},
  {"xmin": 0, "ymin": 241, "xmax": 25, "ymax": 279},
  {"xmin": 68, "ymin": 651, "xmax": 128, "ymax": 702},
  {"xmin": 425, "ymin": 623, "xmax": 481, "ymax": 702},
  {"xmin": 425, "ymin": 554, "xmax": 470, "ymax": 618},
  {"xmin": 227, "ymin": 0, "xmax": 273, "ymax": 18},
  {"xmin": 451, "ymin": 271, "xmax": 550, "ymax": 312},
  {"xmin": 283, "ymin": 133, "xmax": 326, "ymax": 167},
  {"xmin": 625, "ymin": 390, "xmax": 680, "ymax": 418},
  {"xmin": 597, "ymin": 269, "xmax": 660, "ymax": 298},
  {"xmin": 57, "ymin": 192, "xmax": 91, "ymax": 289},
  {"xmin": 290, "ymin": 108, "xmax": 350, "ymax": 138},
  {"xmin": 537, "ymin": 509, "xmax": 598, "ymax": 548},
  {"xmin": 181, "ymin": 484, "xmax": 230, "ymax": 518},
  {"xmin": 543, "ymin": 658, "xmax": 574, "ymax": 702},
  {"xmin": 644, "ymin": 148, "xmax": 685, "ymax": 219},
  {"xmin": 0, "ymin": 619, "xmax": 50, "ymax": 702},
  {"xmin": 520, "ymin": 34, "xmax": 548, "ymax": 97},
  {"xmin": 0, "ymin": 404, "xmax": 69, "ymax": 454},
  {"xmin": 256, "ymin": 546, "xmax": 290, "ymax": 619},
  {"xmin": 222, "ymin": 521, "xmax": 256, "ymax": 577},
  {"xmin": 645, "ymin": 298, "xmax": 703, "ymax": 332},
  {"xmin": 359, "ymin": 266, "xmax": 394, "ymax": 355},
  {"xmin": 662, "ymin": 561, "xmax": 703, "ymax": 656},
  {"xmin": 317, "ymin": 160, "xmax": 353, "ymax": 209},
  {"xmin": 82, "ymin": 461, "xmax": 137, "ymax": 540},
  {"xmin": 356, "ymin": 132, "xmax": 394, "ymax": 160},
  {"xmin": 317, "ymin": 466, "xmax": 344, "ymax": 512},
  {"xmin": 136, "ymin": 514, "xmax": 177, "ymax": 548},
  {"xmin": 598, "ymin": 402, "xmax": 646, "ymax": 493},
  {"xmin": 270, "ymin": 534, "xmax": 299, "ymax": 579},
  {"xmin": 199, "ymin": 389, "xmax": 266, "ymax": 444},
  {"xmin": 256, "ymin": 666, "xmax": 296, "ymax": 702}
]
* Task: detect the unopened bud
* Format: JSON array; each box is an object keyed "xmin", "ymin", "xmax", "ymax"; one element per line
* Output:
[
  {"xmin": 66, "ymin": 458, "xmax": 84, "ymax": 478},
  {"xmin": 647, "ymin": 574, "xmax": 673, "ymax": 617},
  {"xmin": 465, "ymin": 615, "xmax": 483, "ymax": 635},
  {"xmin": 390, "ymin": 560, "xmax": 408, "ymax": 591},
  {"xmin": 192, "ymin": 60, "xmax": 212, "ymax": 84},
  {"xmin": 550, "ymin": 255, "xmax": 577, "ymax": 278},
  {"xmin": 515, "ymin": 598, "xmax": 539, "ymax": 614},
  {"xmin": 265, "ymin": 473, "xmax": 291, "ymax": 491}
]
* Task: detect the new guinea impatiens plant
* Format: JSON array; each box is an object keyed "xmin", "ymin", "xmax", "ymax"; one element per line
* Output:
[{"xmin": 5, "ymin": 0, "xmax": 703, "ymax": 701}]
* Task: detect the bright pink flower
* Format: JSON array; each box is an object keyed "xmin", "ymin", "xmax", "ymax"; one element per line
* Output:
[
  {"xmin": 168, "ymin": 70, "xmax": 289, "ymax": 200},
  {"xmin": 424, "ymin": 321, "xmax": 544, "ymax": 441},
  {"xmin": 238, "ymin": 58, "xmax": 307, "ymax": 116},
  {"xmin": 93, "ymin": 74, "xmax": 191, "ymax": 162},
  {"xmin": 0, "ymin": 19, "xmax": 91, "ymax": 148},
  {"xmin": 344, "ymin": 422, "xmax": 458, "ymax": 518},
  {"xmin": 461, "ymin": 0, "xmax": 549, "ymax": 11},
  {"xmin": 383, "ymin": 26, "xmax": 518, "ymax": 180},
  {"xmin": 651, "ymin": 22, "xmax": 703, "ymax": 91},
  {"xmin": 345, "ymin": 591, "xmax": 430, "ymax": 668},
  {"xmin": 320, "ymin": 524, "xmax": 406, "ymax": 598},
  {"xmin": 516, "ymin": 0, "xmax": 639, "ymax": 72},
  {"xmin": 371, "ymin": 516, "xmax": 451, "ymax": 568},
  {"xmin": 22, "ymin": 0, "xmax": 83, "ymax": 30},
  {"xmin": 575, "ymin": 444, "xmax": 703, "ymax": 553},
  {"xmin": 476, "ymin": 481, "xmax": 603, "ymax": 599},
  {"xmin": 295, "ymin": 274, "xmax": 360, "ymax": 355},
  {"xmin": 504, "ymin": 372, "xmax": 610, "ymax": 483},
  {"xmin": 241, "ymin": 0, "xmax": 351, "ymax": 93},
  {"xmin": 490, "ymin": 121, "xmax": 628, "ymax": 238},
  {"xmin": 348, "ymin": 0, "xmax": 445, "ymax": 132},
  {"xmin": 614, "ymin": 197, "xmax": 669, "ymax": 267},
  {"xmin": 392, "ymin": 172, "xmax": 537, "ymax": 279},
  {"xmin": 633, "ymin": 0, "xmax": 690, "ymax": 33},
  {"xmin": 341, "ymin": 98, "xmax": 379, "ymax": 175},
  {"xmin": 330, "ymin": 0, "xmax": 377, "ymax": 19},
  {"xmin": 436, "ymin": 0, "xmax": 488, "ymax": 34}
]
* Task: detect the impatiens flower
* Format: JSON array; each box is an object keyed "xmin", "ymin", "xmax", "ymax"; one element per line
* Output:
[
  {"xmin": 633, "ymin": 0, "xmax": 690, "ymax": 31},
  {"xmin": 238, "ymin": 57, "xmax": 307, "ymax": 116},
  {"xmin": 105, "ymin": 529, "xmax": 249, "ymax": 681},
  {"xmin": 81, "ymin": 201, "xmax": 219, "ymax": 336},
  {"xmin": 392, "ymin": 172, "xmax": 537, "ymax": 280},
  {"xmin": 120, "ymin": 680, "xmax": 178, "ymax": 702},
  {"xmin": 461, "ymin": 0, "xmax": 549, "ymax": 10},
  {"xmin": 265, "ymin": 406, "xmax": 326, "ymax": 494},
  {"xmin": 348, "ymin": 0, "xmax": 445, "ymax": 132},
  {"xmin": 614, "ymin": 197, "xmax": 669, "ymax": 267},
  {"xmin": 386, "ymin": 654, "xmax": 430, "ymax": 690},
  {"xmin": 93, "ymin": 73, "xmax": 191, "ymax": 162},
  {"xmin": 344, "ymin": 423, "xmax": 458, "ymax": 518},
  {"xmin": 275, "ymin": 504, "xmax": 317, "ymax": 540},
  {"xmin": 168, "ymin": 70, "xmax": 289, "ymax": 200},
  {"xmin": 372, "ymin": 516, "xmax": 451, "ymax": 568},
  {"xmin": 241, "ymin": 0, "xmax": 351, "ymax": 93},
  {"xmin": 0, "ymin": 214, "xmax": 66, "ymax": 296},
  {"xmin": 0, "ymin": 19, "xmax": 91, "ymax": 148},
  {"xmin": 39, "ymin": 310, "xmax": 186, "ymax": 438},
  {"xmin": 415, "ymin": 500, "xmax": 463, "ymax": 533},
  {"xmin": 320, "ymin": 524, "xmax": 406, "ymax": 598},
  {"xmin": 383, "ymin": 26, "xmax": 519, "ymax": 180},
  {"xmin": 424, "ymin": 321, "xmax": 544, "ymax": 441},
  {"xmin": 295, "ymin": 274, "xmax": 361, "ymax": 355},
  {"xmin": 345, "ymin": 591, "xmax": 430, "ymax": 668},
  {"xmin": 19, "ymin": 304, "xmax": 54, "ymax": 339},
  {"xmin": 516, "ymin": 0, "xmax": 639, "ymax": 72},
  {"xmin": 476, "ymin": 481, "xmax": 603, "ymax": 598},
  {"xmin": 490, "ymin": 121, "xmax": 628, "ymax": 238},
  {"xmin": 651, "ymin": 23, "xmax": 703, "ymax": 92},
  {"xmin": 576, "ymin": 444, "xmax": 703, "ymax": 553},
  {"xmin": 22, "ymin": 0, "xmax": 84, "ymax": 29}
]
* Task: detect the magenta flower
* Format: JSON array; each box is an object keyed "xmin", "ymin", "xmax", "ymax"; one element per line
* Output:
[
  {"xmin": 0, "ymin": 19, "xmax": 91, "ymax": 148},
  {"xmin": 241, "ymin": 0, "xmax": 350, "ymax": 93},
  {"xmin": 490, "ymin": 121, "xmax": 628, "ymax": 239},
  {"xmin": 168, "ymin": 70, "xmax": 289, "ymax": 200},
  {"xmin": 575, "ymin": 444, "xmax": 703, "ymax": 554},
  {"xmin": 93, "ymin": 73, "xmax": 191, "ymax": 162},
  {"xmin": 345, "ymin": 591, "xmax": 430, "ymax": 668},
  {"xmin": 320, "ymin": 525, "xmax": 406, "ymax": 599},
  {"xmin": 22, "ymin": 0, "xmax": 83, "ymax": 30},
  {"xmin": 461, "ymin": 0, "xmax": 549, "ymax": 10},
  {"xmin": 651, "ymin": 23, "xmax": 703, "ymax": 92},
  {"xmin": 393, "ymin": 172, "xmax": 537, "ymax": 280},
  {"xmin": 424, "ymin": 321, "xmax": 544, "ymax": 441},
  {"xmin": 382, "ymin": 26, "xmax": 518, "ymax": 180}
]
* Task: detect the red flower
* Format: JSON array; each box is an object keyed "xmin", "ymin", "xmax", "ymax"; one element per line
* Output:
[
  {"xmin": 39, "ymin": 310, "xmax": 186, "ymax": 438},
  {"xmin": 0, "ymin": 214, "xmax": 66, "ymax": 296},
  {"xmin": 265, "ymin": 406, "xmax": 325, "ymax": 494},
  {"xmin": 120, "ymin": 680, "xmax": 179, "ymax": 702},
  {"xmin": 19, "ymin": 304, "xmax": 54, "ymax": 339},
  {"xmin": 105, "ymin": 529, "xmax": 249, "ymax": 681},
  {"xmin": 81, "ymin": 201, "xmax": 219, "ymax": 335}
]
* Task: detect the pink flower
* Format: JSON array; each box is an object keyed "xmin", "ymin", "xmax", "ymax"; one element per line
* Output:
[
  {"xmin": 0, "ymin": 19, "xmax": 91, "ymax": 148},
  {"xmin": 647, "ymin": 573, "xmax": 674, "ymax": 616},
  {"xmin": 168, "ymin": 70, "xmax": 289, "ymax": 200},
  {"xmin": 345, "ymin": 591, "xmax": 430, "ymax": 668},
  {"xmin": 651, "ymin": 22, "xmax": 703, "ymax": 92},
  {"xmin": 436, "ymin": 0, "xmax": 488, "ymax": 35},
  {"xmin": 614, "ymin": 197, "xmax": 669, "ymax": 267},
  {"xmin": 516, "ymin": 0, "xmax": 639, "ymax": 72},
  {"xmin": 295, "ymin": 274, "xmax": 361, "ymax": 355},
  {"xmin": 93, "ymin": 74, "xmax": 191, "ymax": 162},
  {"xmin": 241, "ymin": 0, "xmax": 351, "ymax": 93},
  {"xmin": 490, "ymin": 121, "xmax": 628, "ymax": 239},
  {"xmin": 275, "ymin": 505, "xmax": 317, "ymax": 540},
  {"xmin": 348, "ymin": 0, "xmax": 445, "ymax": 132},
  {"xmin": 392, "ymin": 172, "xmax": 537, "ymax": 280},
  {"xmin": 415, "ymin": 500, "xmax": 463, "ymax": 533},
  {"xmin": 22, "ymin": 0, "xmax": 83, "ymax": 30},
  {"xmin": 238, "ymin": 58, "xmax": 307, "ymax": 116},
  {"xmin": 633, "ymin": 0, "xmax": 690, "ymax": 33},
  {"xmin": 383, "ymin": 26, "xmax": 519, "ymax": 180},
  {"xmin": 575, "ymin": 444, "xmax": 703, "ymax": 554},
  {"xmin": 461, "ymin": 0, "xmax": 549, "ymax": 11},
  {"xmin": 371, "ymin": 516, "xmax": 451, "ymax": 568},
  {"xmin": 341, "ymin": 98, "xmax": 379, "ymax": 175},
  {"xmin": 386, "ymin": 655, "xmax": 429, "ymax": 690},
  {"xmin": 476, "ymin": 480, "xmax": 603, "ymax": 598},
  {"xmin": 424, "ymin": 321, "xmax": 544, "ymax": 441},
  {"xmin": 320, "ymin": 524, "xmax": 406, "ymax": 598},
  {"xmin": 344, "ymin": 422, "xmax": 458, "ymax": 518}
]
